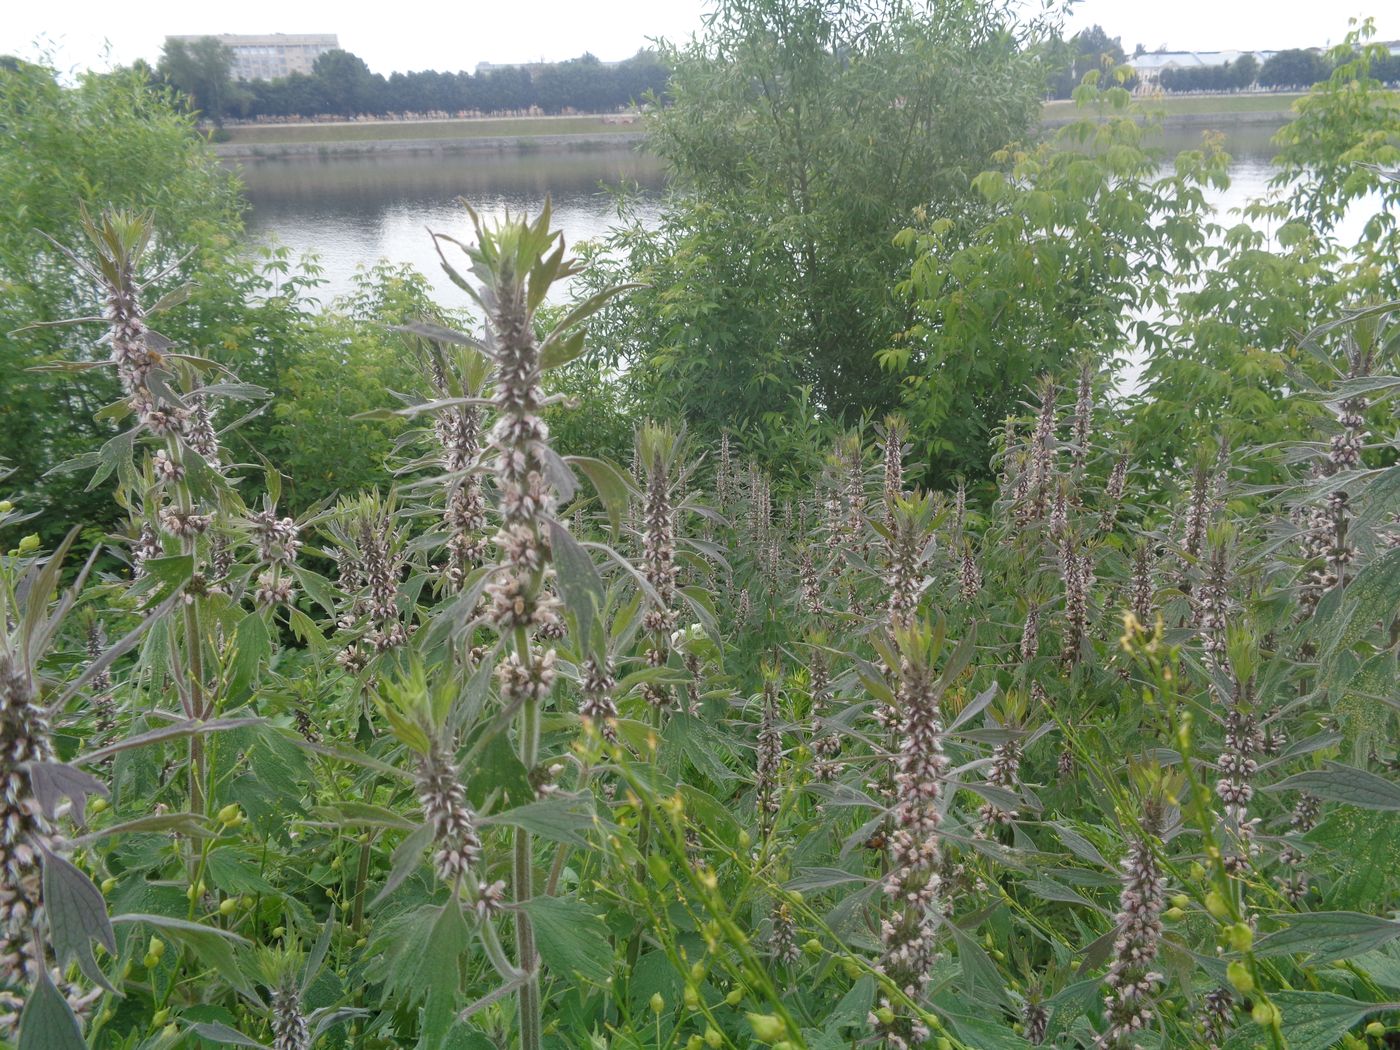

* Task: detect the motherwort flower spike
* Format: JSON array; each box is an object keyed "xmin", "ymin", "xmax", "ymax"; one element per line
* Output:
[
  {"xmin": 1, "ymin": 540, "xmax": 105, "ymax": 1032},
  {"xmin": 1071, "ymin": 362, "xmax": 1094, "ymax": 474},
  {"xmin": 638, "ymin": 423, "xmax": 681, "ymax": 700},
  {"xmin": 874, "ymin": 621, "xmax": 950, "ymax": 1049},
  {"xmin": 756, "ymin": 672, "xmax": 782, "ymax": 840},
  {"xmin": 1096, "ymin": 794, "xmax": 1169, "ymax": 1049}
]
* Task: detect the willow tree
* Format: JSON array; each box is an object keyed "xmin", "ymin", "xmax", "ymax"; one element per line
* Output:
[{"xmin": 585, "ymin": 0, "xmax": 1049, "ymax": 458}]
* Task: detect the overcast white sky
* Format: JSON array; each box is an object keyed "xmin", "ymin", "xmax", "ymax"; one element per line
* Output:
[{"xmin": 2, "ymin": 0, "xmax": 1396, "ymax": 77}]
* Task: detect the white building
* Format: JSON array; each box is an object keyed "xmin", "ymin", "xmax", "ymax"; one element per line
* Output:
[
  {"xmin": 166, "ymin": 33, "xmax": 340, "ymax": 82},
  {"xmin": 1128, "ymin": 50, "xmax": 1277, "ymax": 89}
]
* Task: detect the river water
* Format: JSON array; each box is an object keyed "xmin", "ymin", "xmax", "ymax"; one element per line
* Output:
[
  {"xmin": 238, "ymin": 146, "xmax": 666, "ymax": 308},
  {"xmin": 232, "ymin": 126, "xmax": 1321, "ymax": 310}
]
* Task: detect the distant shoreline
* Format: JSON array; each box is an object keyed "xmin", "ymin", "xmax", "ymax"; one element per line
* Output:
[{"xmin": 215, "ymin": 94, "xmax": 1305, "ymax": 162}]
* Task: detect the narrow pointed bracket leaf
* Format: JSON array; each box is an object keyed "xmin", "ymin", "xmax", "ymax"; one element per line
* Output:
[
  {"xmin": 74, "ymin": 716, "xmax": 262, "ymax": 767},
  {"xmin": 302, "ymin": 905, "xmax": 336, "ymax": 996},
  {"xmin": 190, "ymin": 1022, "xmax": 272, "ymax": 1049},
  {"xmin": 548, "ymin": 519, "xmax": 603, "ymax": 652},
  {"xmin": 566, "ymin": 455, "xmax": 634, "ymax": 538},
  {"xmin": 372, "ymin": 822, "xmax": 435, "ymax": 906}
]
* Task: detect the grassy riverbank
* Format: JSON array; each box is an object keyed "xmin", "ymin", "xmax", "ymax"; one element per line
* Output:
[
  {"xmin": 220, "ymin": 114, "xmax": 637, "ymax": 145},
  {"xmin": 1044, "ymin": 91, "xmax": 1305, "ymax": 122},
  {"xmin": 215, "ymin": 93, "xmax": 1306, "ymax": 159}
]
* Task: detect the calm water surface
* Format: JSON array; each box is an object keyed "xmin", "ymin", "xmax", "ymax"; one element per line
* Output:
[
  {"xmin": 238, "ymin": 147, "xmax": 666, "ymax": 308},
  {"xmin": 235, "ymin": 128, "xmax": 1372, "ymax": 317}
]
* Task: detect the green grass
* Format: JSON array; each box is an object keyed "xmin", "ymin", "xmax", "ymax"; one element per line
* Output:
[
  {"xmin": 221, "ymin": 94, "xmax": 1306, "ymax": 148},
  {"xmin": 1043, "ymin": 92, "xmax": 1305, "ymax": 122},
  {"xmin": 222, "ymin": 115, "xmax": 640, "ymax": 145}
]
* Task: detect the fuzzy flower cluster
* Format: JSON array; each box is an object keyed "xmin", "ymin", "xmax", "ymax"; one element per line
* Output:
[
  {"xmin": 1060, "ymin": 533, "xmax": 1094, "ymax": 665},
  {"xmin": 1098, "ymin": 453, "xmax": 1129, "ymax": 535},
  {"xmin": 1, "ymin": 655, "xmax": 53, "ymax": 982},
  {"xmin": 1131, "ymin": 543, "xmax": 1156, "ymax": 624},
  {"xmin": 270, "ymin": 979, "xmax": 310, "ymax": 1050},
  {"xmin": 86, "ymin": 621, "xmax": 116, "ymax": 751},
  {"xmin": 1017, "ymin": 378, "xmax": 1059, "ymax": 526},
  {"xmin": 249, "ymin": 507, "xmax": 301, "ymax": 608},
  {"xmin": 883, "ymin": 419, "xmax": 906, "ymax": 531},
  {"xmin": 886, "ymin": 504, "xmax": 928, "ymax": 631},
  {"xmin": 841, "ymin": 443, "xmax": 869, "ymax": 563},
  {"xmin": 335, "ymin": 511, "xmax": 409, "ymax": 672},
  {"xmin": 716, "ymin": 431, "xmax": 733, "ymax": 510},
  {"xmin": 1178, "ymin": 462, "xmax": 1212, "ymax": 576},
  {"xmin": 482, "ymin": 300, "xmax": 561, "ymax": 639},
  {"xmin": 958, "ymin": 541, "xmax": 982, "ymax": 603},
  {"xmin": 640, "ymin": 448, "xmax": 680, "ymax": 645},
  {"xmin": 0, "ymin": 656, "xmax": 100, "ymax": 1030},
  {"xmin": 1071, "ymin": 364, "xmax": 1094, "ymax": 474},
  {"xmin": 497, "ymin": 648, "xmax": 558, "ymax": 706},
  {"xmin": 808, "ymin": 650, "xmax": 841, "ymax": 782},
  {"xmin": 769, "ymin": 901, "xmax": 798, "ymax": 965},
  {"xmin": 414, "ymin": 735, "xmax": 483, "ymax": 883},
  {"xmin": 1197, "ymin": 540, "xmax": 1230, "ymax": 674},
  {"xmin": 978, "ymin": 737, "xmax": 1023, "ymax": 829},
  {"xmin": 578, "ymin": 656, "xmax": 619, "ymax": 741},
  {"xmin": 799, "ymin": 546, "xmax": 823, "ymax": 615},
  {"xmin": 426, "ymin": 355, "xmax": 489, "ymax": 591},
  {"xmin": 1096, "ymin": 828, "xmax": 1166, "ymax": 1049},
  {"xmin": 874, "ymin": 643, "xmax": 948, "ymax": 1048},
  {"xmin": 1217, "ymin": 708, "xmax": 1261, "ymax": 874}
]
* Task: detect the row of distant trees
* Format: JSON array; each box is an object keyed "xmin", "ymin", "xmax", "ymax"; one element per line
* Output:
[
  {"xmin": 1159, "ymin": 48, "xmax": 1400, "ymax": 92},
  {"xmin": 158, "ymin": 31, "xmax": 1398, "ymax": 126},
  {"xmin": 156, "ymin": 40, "xmax": 670, "ymax": 123},
  {"xmin": 1043, "ymin": 26, "xmax": 1400, "ymax": 98}
]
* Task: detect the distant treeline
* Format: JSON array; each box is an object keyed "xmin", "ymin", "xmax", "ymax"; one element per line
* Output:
[
  {"xmin": 156, "ymin": 42, "xmax": 671, "ymax": 122},
  {"xmin": 1044, "ymin": 27, "xmax": 1400, "ymax": 99},
  {"xmin": 1158, "ymin": 48, "xmax": 1400, "ymax": 93}
]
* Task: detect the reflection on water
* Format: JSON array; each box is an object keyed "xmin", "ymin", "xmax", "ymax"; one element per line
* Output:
[
  {"xmin": 235, "ymin": 124, "xmax": 1376, "ymax": 323},
  {"xmin": 236, "ymin": 147, "xmax": 666, "ymax": 307}
]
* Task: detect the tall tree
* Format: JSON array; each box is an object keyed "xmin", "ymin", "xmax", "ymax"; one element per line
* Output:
[
  {"xmin": 158, "ymin": 36, "xmax": 235, "ymax": 124},
  {"xmin": 312, "ymin": 49, "xmax": 380, "ymax": 117},
  {"xmin": 584, "ymin": 0, "xmax": 1047, "ymax": 462},
  {"xmin": 1260, "ymin": 48, "xmax": 1331, "ymax": 90}
]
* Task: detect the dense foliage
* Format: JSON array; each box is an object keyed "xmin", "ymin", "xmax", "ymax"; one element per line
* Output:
[
  {"xmin": 3, "ymin": 7, "xmax": 1400, "ymax": 1050},
  {"xmin": 579, "ymin": 0, "xmax": 1047, "ymax": 473}
]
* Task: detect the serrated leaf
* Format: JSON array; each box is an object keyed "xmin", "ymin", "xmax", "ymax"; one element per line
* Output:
[
  {"xmin": 1255, "ymin": 911, "xmax": 1400, "ymax": 961},
  {"xmin": 1222, "ymin": 992, "xmax": 1397, "ymax": 1050},
  {"xmin": 825, "ymin": 974, "xmax": 875, "ymax": 1030},
  {"xmin": 228, "ymin": 612, "xmax": 272, "ymax": 698},
  {"xmin": 480, "ymin": 794, "xmax": 600, "ymax": 848},
  {"xmin": 948, "ymin": 922, "xmax": 1012, "ymax": 1011},
  {"xmin": 519, "ymin": 895, "xmax": 613, "ymax": 984},
  {"xmin": 416, "ymin": 901, "xmax": 470, "ymax": 1050},
  {"xmin": 302, "ymin": 905, "xmax": 336, "ymax": 997},
  {"xmin": 1264, "ymin": 762, "xmax": 1400, "ymax": 811}
]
